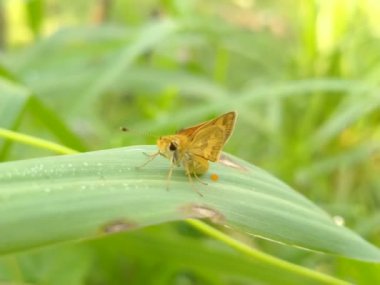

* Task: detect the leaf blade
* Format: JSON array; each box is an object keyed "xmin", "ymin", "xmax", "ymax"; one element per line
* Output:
[{"xmin": 0, "ymin": 146, "xmax": 379, "ymax": 262}]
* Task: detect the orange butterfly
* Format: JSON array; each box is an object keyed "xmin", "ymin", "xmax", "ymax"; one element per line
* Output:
[{"xmin": 140, "ymin": 111, "xmax": 237, "ymax": 195}]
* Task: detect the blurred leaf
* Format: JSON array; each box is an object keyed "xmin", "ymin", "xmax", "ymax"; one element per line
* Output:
[
  {"xmin": 8, "ymin": 25, "xmax": 132, "ymax": 72},
  {"xmin": 297, "ymin": 142, "xmax": 380, "ymax": 180},
  {"xmin": 0, "ymin": 226, "xmax": 348, "ymax": 285},
  {"xmin": 27, "ymin": 97, "xmax": 87, "ymax": 152},
  {"xmin": 0, "ymin": 63, "xmax": 18, "ymax": 81},
  {"xmin": 85, "ymin": 227, "xmax": 347, "ymax": 285},
  {"xmin": 75, "ymin": 19, "xmax": 178, "ymax": 112},
  {"xmin": 25, "ymin": 0, "xmax": 44, "ymax": 38},
  {"xmin": 0, "ymin": 76, "xmax": 86, "ymax": 157},
  {"xmin": 117, "ymin": 67, "xmax": 230, "ymax": 100},
  {"xmin": 0, "ymin": 245, "xmax": 91, "ymax": 285},
  {"xmin": 132, "ymin": 79, "xmax": 373, "ymax": 135},
  {"xmin": 312, "ymin": 90, "xmax": 380, "ymax": 149},
  {"xmin": 336, "ymin": 258, "xmax": 380, "ymax": 285},
  {"xmin": 355, "ymin": 212, "xmax": 380, "ymax": 238},
  {"xmin": 0, "ymin": 78, "xmax": 29, "ymax": 159},
  {"xmin": 0, "ymin": 79, "xmax": 28, "ymax": 129},
  {"xmin": 0, "ymin": 146, "xmax": 379, "ymax": 263}
]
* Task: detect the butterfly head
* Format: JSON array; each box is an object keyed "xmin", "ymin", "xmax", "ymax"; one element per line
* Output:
[{"xmin": 156, "ymin": 135, "xmax": 182, "ymax": 165}]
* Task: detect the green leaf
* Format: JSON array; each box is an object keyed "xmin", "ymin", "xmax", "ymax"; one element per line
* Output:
[
  {"xmin": 0, "ymin": 78, "xmax": 28, "ymax": 130},
  {"xmin": 312, "ymin": 90, "xmax": 380, "ymax": 148},
  {"xmin": 27, "ymin": 97, "xmax": 88, "ymax": 152},
  {"xmin": 0, "ymin": 78, "xmax": 29, "ymax": 158},
  {"xmin": 85, "ymin": 227, "xmax": 346, "ymax": 285},
  {"xmin": 74, "ymin": 20, "xmax": 178, "ymax": 112},
  {"xmin": 0, "ymin": 77, "xmax": 87, "ymax": 157},
  {"xmin": 0, "ymin": 146, "xmax": 379, "ymax": 263},
  {"xmin": 25, "ymin": 0, "xmax": 44, "ymax": 38},
  {"xmin": 0, "ymin": 227, "xmax": 347, "ymax": 285}
]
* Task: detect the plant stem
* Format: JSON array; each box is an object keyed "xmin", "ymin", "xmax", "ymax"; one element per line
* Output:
[
  {"xmin": 186, "ymin": 219, "xmax": 350, "ymax": 285},
  {"xmin": 0, "ymin": 128, "xmax": 78, "ymax": 155}
]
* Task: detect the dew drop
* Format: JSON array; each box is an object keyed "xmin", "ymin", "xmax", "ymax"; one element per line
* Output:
[{"xmin": 333, "ymin": 215, "xmax": 345, "ymax": 226}]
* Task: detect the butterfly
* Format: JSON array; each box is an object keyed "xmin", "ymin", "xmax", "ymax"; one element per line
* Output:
[{"xmin": 140, "ymin": 111, "xmax": 237, "ymax": 195}]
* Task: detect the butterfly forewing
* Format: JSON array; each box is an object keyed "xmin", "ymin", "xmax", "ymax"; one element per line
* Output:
[
  {"xmin": 217, "ymin": 111, "xmax": 236, "ymax": 142},
  {"xmin": 187, "ymin": 111, "xmax": 237, "ymax": 162},
  {"xmin": 187, "ymin": 126, "xmax": 224, "ymax": 161},
  {"xmin": 176, "ymin": 121, "xmax": 210, "ymax": 138}
]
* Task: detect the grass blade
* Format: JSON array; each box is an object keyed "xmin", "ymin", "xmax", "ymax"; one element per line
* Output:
[{"xmin": 0, "ymin": 146, "xmax": 379, "ymax": 262}]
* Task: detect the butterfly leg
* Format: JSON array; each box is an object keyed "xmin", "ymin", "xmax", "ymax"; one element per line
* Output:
[
  {"xmin": 193, "ymin": 172, "xmax": 208, "ymax": 186},
  {"xmin": 188, "ymin": 173, "xmax": 204, "ymax": 197},
  {"xmin": 166, "ymin": 161, "xmax": 175, "ymax": 191},
  {"xmin": 184, "ymin": 166, "xmax": 203, "ymax": 197},
  {"xmin": 189, "ymin": 159, "xmax": 208, "ymax": 186},
  {"xmin": 136, "ymin": 151, "xmax": 160, "ymax": 169}
]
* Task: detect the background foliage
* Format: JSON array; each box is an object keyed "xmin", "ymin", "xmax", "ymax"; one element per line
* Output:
[{"xmin": 1, "ymin": 0, "xmax": 380, "ymax": 284}]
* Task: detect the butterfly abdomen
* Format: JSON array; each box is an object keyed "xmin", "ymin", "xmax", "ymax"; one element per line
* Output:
[{"xmin": 183, "ymin": 153, "xmax": 209, "ymax": 175}]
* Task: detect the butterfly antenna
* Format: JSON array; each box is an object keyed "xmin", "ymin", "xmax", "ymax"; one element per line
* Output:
[{"xmin": 120, "ymin": 126, "xmax": 157, "ymax": 139}]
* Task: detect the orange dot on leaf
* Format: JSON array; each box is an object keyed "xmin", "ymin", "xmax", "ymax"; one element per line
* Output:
[{"xmin": 210, "ymin": 173, "xmax": 219, "ymax": 182}]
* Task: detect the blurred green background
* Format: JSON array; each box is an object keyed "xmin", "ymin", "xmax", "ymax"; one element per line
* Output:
[{"xmin": 1, "ymin": 0, "xmax": 380, "ymax": 284}]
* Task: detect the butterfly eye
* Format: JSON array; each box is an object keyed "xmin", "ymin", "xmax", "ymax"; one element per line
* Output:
[{"xmin": 169, "ymin": 142, "xmax": 177, "ymax": 151}]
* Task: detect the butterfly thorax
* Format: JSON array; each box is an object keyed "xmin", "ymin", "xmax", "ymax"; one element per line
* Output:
[{"xmin": 156, "ymin": 134, "xmax": 209, "ymax": 175}]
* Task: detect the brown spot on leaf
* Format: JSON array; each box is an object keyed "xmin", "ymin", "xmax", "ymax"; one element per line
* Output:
[
  {"xmin": 219, "ymin": 154, "xmax": 248, "ymax": 171},
  {"xmin": 180, "ymin": 204, "xmax": 225, "ymax": 224},
  {"xmin": 101, "ymin": 219, "xmax": 138, "ymax": 234}
]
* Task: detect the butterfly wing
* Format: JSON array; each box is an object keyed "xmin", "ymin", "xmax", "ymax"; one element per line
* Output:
[
  {"xmin": 176, "ymin": 121, "xmax": 210, "ymax": 138},
  {"xmin": 178, "ymin": 111, "xmax": 236, "ymax": 138},
  {"xmin": 187, "ymin": 111, "xmax": 237, "ymax": 162}
]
